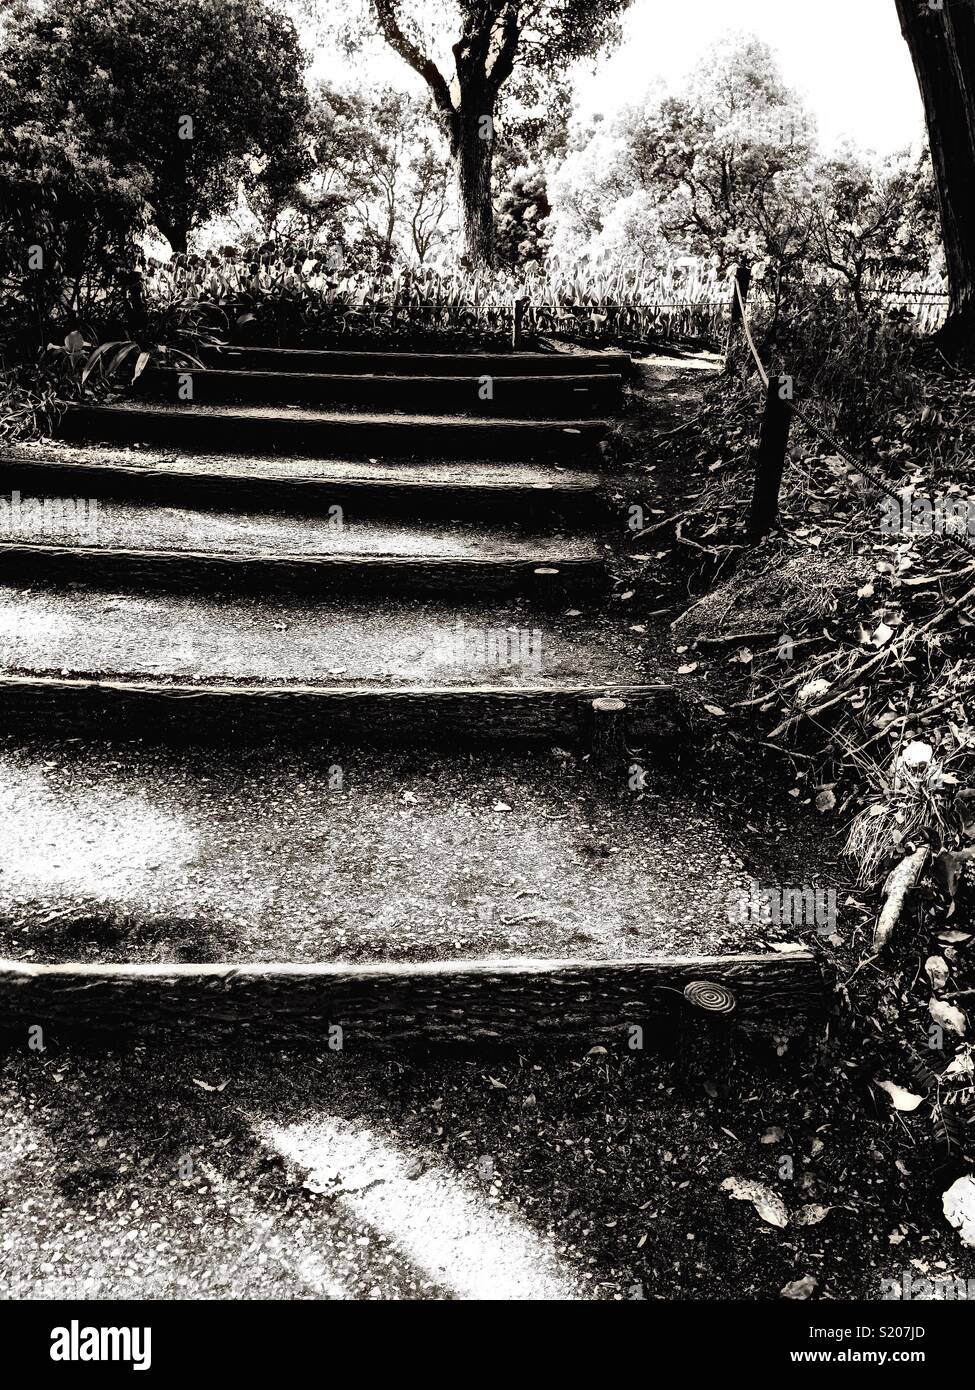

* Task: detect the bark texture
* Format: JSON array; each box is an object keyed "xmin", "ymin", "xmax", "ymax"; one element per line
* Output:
[
  {"xmin": 896, "ymin": 0, "xmax": 975, "ymax": 342},
  {"xmin": 0, "ymin": 952, "xmax": 828, "ymax": 1044}
]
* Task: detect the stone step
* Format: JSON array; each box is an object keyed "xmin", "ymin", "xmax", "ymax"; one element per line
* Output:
[
  {"xmin": 0, "ymin": 584, "xmax": 666, "ymax": 741},
  {"xmin": 0, "ymin": 739, "xmax": 826, "ymax": 1041},
  {"xmin": 0, "ymin": 496, "xmax": 607, "ymax": 598}
]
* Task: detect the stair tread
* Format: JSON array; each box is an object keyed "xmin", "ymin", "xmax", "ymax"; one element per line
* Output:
[
  {"xmin": 0, "ymin": 497, "xmax": 602, "ymax": 560},
  {"xmin": 69, "ymin": 401, "xmax": 607, "ymax": 431},
  {"xmin": 11, "ymin": 442, "xmax": 604, "ymax": 491},
  {"xmin": 0, "ymin": 586, "xmax": 652, "ymax": 687},
  {"xmin": 209, "ymin": 346, "xmax": 630, "ymax": 375},
  {"xmin": 146, "ymin": 367, "xmax": 621, "ymax": 386},
  {"xmin": 0, "ymin": 740, "xmax": 771, "ymax": 966}
]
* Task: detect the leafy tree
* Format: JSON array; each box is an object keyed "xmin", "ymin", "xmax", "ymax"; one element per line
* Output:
[
  {"xmin": 546, "ymin": 110, "xmax": 656, "ymax": 265},
  {"xmin": 895, "ymin": 0, "xmax": 975, "ymax": 344},
  {"xmin": 622, "ymin": 36, "xmax": 816, "ymax": 279},
  {"xmin": 294, "ymin": 85, "xmax": 453, "ymax": 267},
  {"xmin": 495, "ymin": 164, "xmax": 550, "ymax": 268},
  {"xmin": 809, "ymin": 149, "xmax": 941, "ymax": 312},
  {"xmin": 365, "ymin": 0, "xmax": 634, "ymax": 267},
  {"xmin": 1, "ymin": 0, "xmax": 310, "ymax": 258},
  {"xmin": 0, "ymin": 47, "xmax": 147, "ymax": 335}
]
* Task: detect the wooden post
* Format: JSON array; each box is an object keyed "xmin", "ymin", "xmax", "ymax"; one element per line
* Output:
[
  {"xmin": 747, "ymin": 373, "xmax": 793, "ymax": 538},
  {"xmin": 724, "ymin": 263, "xmax": 752, "ymax": 370},
  {"xmin": 512, "ymin": 296, "xmax": 527, "ymax": 350},
  {"xmin": 590, "ymin": 696, "xmax": 627, "ymax": 776}
]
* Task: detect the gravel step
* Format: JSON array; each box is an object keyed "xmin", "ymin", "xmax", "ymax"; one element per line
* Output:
[
  {"xmin": 0, "ymin": 584, "xmax": 666, "ymax": 740},
  {"xmin": 0, "ymin": 497, "xmax": 606, "ymax": 598},
  {"xmin": 59, "ymin": 403, "xmax": 610, "ymax": 463},
  {"xmin": 138, "ymin": 366, "xmax": 623, "ymax": 415},
  {"xmin": 207, "ymin": 346, "xmax": 631, "ymax": 376},
  {"xmin": 0, "ymin": 445, "xmax": 608, "ymax": 524}
]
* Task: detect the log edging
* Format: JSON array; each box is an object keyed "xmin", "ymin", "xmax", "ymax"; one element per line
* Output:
[
  {"xmin": 0, "ymin": 951, "xmax": 828, "ymax": 1044},
  {"xmin": 0, "ymin": 541, "xmax": 607, "ymax": 598},
  {"xmin": 0, "ymin": 676, "xmax": 676, "ymax": 742},
  {"xmin": 0, "ymin": 452, "xmax": 607, "ymax": 521}
]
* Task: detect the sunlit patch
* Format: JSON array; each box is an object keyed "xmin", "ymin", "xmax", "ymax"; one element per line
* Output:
[
  {"xmin": 260, "ymin": 1116, "xmax": 585, "ymax": 1301},
  {"xmin": 0, "ymin": 765, "xmax": 196, "ymax": 899}
]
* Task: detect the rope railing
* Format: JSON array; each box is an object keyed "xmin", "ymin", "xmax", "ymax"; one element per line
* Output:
[{"xmin": 728, "ymin": 272, "xmax": 975, "ymax": 565}]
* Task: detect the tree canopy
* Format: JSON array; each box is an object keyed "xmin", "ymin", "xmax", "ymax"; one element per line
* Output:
[{"xmin": 1, "ymin": 0, "xmax": 310, "ymax": 258}]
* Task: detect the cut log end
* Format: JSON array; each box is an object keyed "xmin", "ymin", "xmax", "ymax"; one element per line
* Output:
[
  {"xmin": 590, "ymin": 696, "xmax": 628, "ymax": 779},
  {"xmin": 684, "ymin": 980, "xmax": 737, "ymax": 1014}
]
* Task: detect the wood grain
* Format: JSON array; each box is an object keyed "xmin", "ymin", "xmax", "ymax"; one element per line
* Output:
[
  {"xmin": 60, "ymin": 405, "xmax": 610, "ymax": 463},
  {"xmin": 0, "ymin": 541, "xmax": 607, "ymax": 599},
  {"xmin": 0, "ymin": 951, "xmax": 827, "ymax": 1044},
  {"xmin": 0, "ymin": 675, "xmax": 676, "ymax": 742}
]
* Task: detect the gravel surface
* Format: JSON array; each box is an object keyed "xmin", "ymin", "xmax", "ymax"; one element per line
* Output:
[
  {"xmin": 3, "ymin": 1032, "xmax": 973, "ymax": 1301},
  {"xmin": 0, "ymin": 497, "xmax": 600, "ymax": 559},
  {"xmin": 83, "ymin": 400, "xmax": 602, "ymax": 429},
  {"xmin": 0, "ymin": 740, "xmax": 802, "ymax": 964},
  {"xmin": 3, "ymin": 439, "xmax": 605, "ymax": 490},
  {"xmin": 0, "ymin": 586, "xmax": 652, "ymax": 686}
]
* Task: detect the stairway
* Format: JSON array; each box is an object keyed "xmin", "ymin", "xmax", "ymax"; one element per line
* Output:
[{"xmin": 0, "ymin": 345, "xmax": 826, "ymax": 1044}]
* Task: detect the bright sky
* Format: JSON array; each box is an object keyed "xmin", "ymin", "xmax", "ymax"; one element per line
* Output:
[
  {"xmin": 571, "ymin": 0, "xmax": 924, "ymax": 155},
  {"xmin": 304, "ymin": 0, "xmax": 925, "ymax": 159}
]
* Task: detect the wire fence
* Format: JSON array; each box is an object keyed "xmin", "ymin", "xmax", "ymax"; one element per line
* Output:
[{"xmin": 731, "ymin": 276, "xmax": 975, "ymax": 565}]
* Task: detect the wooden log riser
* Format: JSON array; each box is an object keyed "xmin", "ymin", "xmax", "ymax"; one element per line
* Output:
[
  {"xmin": 0, "ymin": 458, "xmax": 609, "ymax": 526},
  {"xmin": 0, "ymin": 547, "xmax": 608, "ymax": 602},
  {"xmin": 0, "ymin": 680, "xmax": 678, "ymax": 746},
  {"xmin": 59, "ymin": 410, "xmax": 609, "ymax": 464},
  {"xmin": 206, "ymin": 349, "xmax": 632, "ymax": 377},
  {"xmin": 0, "ymin": 953, "xmax": 827, "ymax": 1043},
  {"xmin": 137, "ymin": 370, "xmax": 623, "ymax": 417}
]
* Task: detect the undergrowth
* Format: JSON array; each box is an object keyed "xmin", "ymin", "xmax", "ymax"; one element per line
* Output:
[{"xmin": 644, "ymin": 300, "xmax": 975, "ymax": 1166}]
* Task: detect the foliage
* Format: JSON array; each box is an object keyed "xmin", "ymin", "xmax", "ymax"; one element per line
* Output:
[
  {"xmin": 135, "ymin": 241, "xmax": 741, "ymax": 349},
  {"xmin": 0, "ymin": 0, "xmax": 310, "ymax": 333},
  {"xmin": 809, "ymin": 149, "xmax": 942, "ymax": 311},
  {"xmin": 623, "ymin": 35, "xmax": 816, "ymax": 275},
  {"xmin": 352, "ymin": 0, "xmax": 635, "ymax": 263},
  {"xmin": 495, "ymin": 165, "xmax": 551, "ymax": 269},
  {"xmin": 303, "ymin": 85, "xmax": 453, "ymax": 268}
]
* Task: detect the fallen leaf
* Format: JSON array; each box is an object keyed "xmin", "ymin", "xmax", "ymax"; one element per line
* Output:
[
  {"xmin": 815, "ymin": 788, "xmax": 836, "ymax": 813},
  {"xmin": 876, "ymin": 1079, "xmax": 925, "ymax": 1112},
  {"xmin": 900, "ymin": 740, "xmax": 933, "ymax": 768},
  {"xmin": 794, "ymin": 1205, "xmax": 832, "ymax": 1226},
  {"xmin": 781, "ymin": 1275, "xmax": 817, "ymax": 1299},
  {"xmin": 798, "ymin": 677, "xmax": 831, "ymax": 704},
  {"xmin": 191, "ymin": 1078, "xmax": 228, "ymax": 1093},
  {"xmin": 720, "ymin": 1176, "xmax": 788, "ymax": 1228},
  {"xmin": 925, "ymin": 955, "xmax": 949, "ymax": 993},
  {"xmin": 930, "ymin": 999, "xmax": 967, "ymax": 1037},
  {"xmin": 943, "ymin": 1175, "xmax": 975, "ymax": 1248},
  {"xmin": 933, "ymin": 848, "xmax": 975, "ymax": 899},
  {"xmin": 677, "ymin": 662, "xmax": 698, "ymax": 675}
]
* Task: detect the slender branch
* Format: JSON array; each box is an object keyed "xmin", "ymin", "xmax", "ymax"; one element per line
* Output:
[{"xmin": 371, "ymin": 0, "xmax": 457, "ymax": 132}]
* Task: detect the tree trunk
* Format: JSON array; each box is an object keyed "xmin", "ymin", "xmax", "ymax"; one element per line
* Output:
[
  {"xmin": 896, "ymin": 0, "xmax": 975, "ymax": 343},
  {"xmin": 455, "ymin": 106, "xmax": 495, "ymax": 269},
  {"xmin": 156, "ymin": 211, "xmax": 189, "ymax": 258}
]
